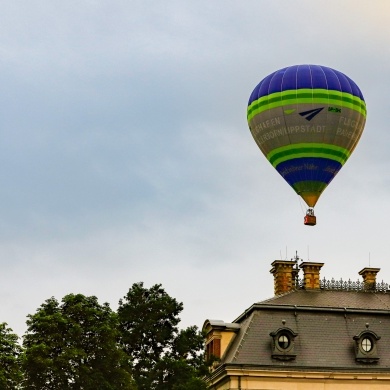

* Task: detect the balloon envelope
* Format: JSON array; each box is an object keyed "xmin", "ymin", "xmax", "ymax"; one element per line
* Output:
[{"xmin": 247, "ymin": 64, "xmax": 366, "ymax": 207}]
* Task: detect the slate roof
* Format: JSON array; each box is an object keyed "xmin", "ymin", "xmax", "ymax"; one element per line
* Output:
[
  {"xmin": 256, "ymin": 289, "xmax": 390, "ymax": 311},
  {"xmin": 220, "ymin": 289, "xmax": 390, "ymax": 371}
]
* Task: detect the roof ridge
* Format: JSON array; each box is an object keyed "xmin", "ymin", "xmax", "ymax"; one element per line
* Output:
[
  {"xmin": 232, "ymin": 311, "xmax": 256, "ymax": 362},
  {"xmin": 257, "ymin": 289, "xmax": 297, "ymax": 303}
]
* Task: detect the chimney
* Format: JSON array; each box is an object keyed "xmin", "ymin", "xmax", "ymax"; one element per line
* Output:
[
  {"xmin": 359, "ymin": 267, "xmax": 380, "ymax": 290},
  {"xmin": 270, "ymin": 260, "xmax": 298, "ymax": 295},
  {"xmin": 300, "ymin": 262, "xmax": 324, "ymax": 289}
]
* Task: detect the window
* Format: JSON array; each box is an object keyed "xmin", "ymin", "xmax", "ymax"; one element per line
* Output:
[
  {"xmin": 278, "ymin": 334, "xmax": 290, "ymax": 349},
  {"xmin": 353, "ymin": 329, "xmax": 380, "ymax": 363},
  {"xmin": 270, "ymin": 327, "xmax": 298, "ymax": 361},
  {"xmin": 206, "ymin": 338, "xmax": 221, "ymax": 360},
  {"xmin": 361, "ymin": 337, "xmax": 372, "ymax": 352}
]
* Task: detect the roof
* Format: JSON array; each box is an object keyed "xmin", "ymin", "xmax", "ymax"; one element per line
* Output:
[
  {"xmin": 203, "ymin": 319, "xmax": 240, "ymax": 333},
  {"xmin": 219, "ymin": 289, "xmax": 390, "ymax": 372},
  {"xmin": 257, "ymin": 289, "xmax": 390, "ymax": 311}
]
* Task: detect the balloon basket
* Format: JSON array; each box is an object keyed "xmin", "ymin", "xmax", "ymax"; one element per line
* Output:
[{"xmin": 304, "ymin": 209, "xmax": 316, "ymax": 226}]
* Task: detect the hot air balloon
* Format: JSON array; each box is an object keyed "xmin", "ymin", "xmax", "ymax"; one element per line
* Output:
[{"xmin": 247, "ymin": 65, "xmax": 366, "ymax": 225}]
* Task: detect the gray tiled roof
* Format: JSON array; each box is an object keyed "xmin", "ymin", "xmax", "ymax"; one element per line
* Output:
[
  {"xmin": 257, "ymin": 289, "xmax": 390, "ymax": 310},
  {"xmin": 221, "ymin": 290, "xmax": 390, "ymax": 371}
]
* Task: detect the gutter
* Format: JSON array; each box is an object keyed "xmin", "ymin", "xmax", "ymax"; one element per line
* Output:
[{"xmin": 234, "ymin": 303, "xmax": 390, "ymax": 323}]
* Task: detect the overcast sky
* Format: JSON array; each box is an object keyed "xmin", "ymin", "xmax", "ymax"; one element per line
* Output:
[{"xmin": 1, "ymin": 0, "xmax": 390, "ymax": 337}]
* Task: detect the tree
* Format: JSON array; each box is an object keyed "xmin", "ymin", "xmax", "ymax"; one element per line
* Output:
[
  {"xmin": 0, "ymin": 322, "xmax": 22, "ymax": 389},
  {"xmin": 118, "ymin": 282, "xmax": 208, "ymax": 390},
  {"xmin": 22, "ymin": 294, "xmax": 136, "ymax": 390}
]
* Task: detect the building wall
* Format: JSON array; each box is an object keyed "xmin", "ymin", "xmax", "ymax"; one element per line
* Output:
[
  {"xmin": 207, "ymin": 368, "xmax": 390, "ymax": 389},
  {"xmin": 204, "ymin": 263, "xmax": 390, "ymax": 389}
]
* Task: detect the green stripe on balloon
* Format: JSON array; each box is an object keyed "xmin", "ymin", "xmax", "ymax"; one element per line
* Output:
[
  {"xmin": 248, "ymin": 89, "xmax": 366, "ymax": 114},
  {"xmin": 267, "ymin": 143, "xmax": 350, "ymax": 167},
  {"xmin": 247, "ymin": 90, "xmax": 366, "ymax": 120},
  {"xmin": 292, "ymin": 180, "xmax": 328, "ymax": 194}
]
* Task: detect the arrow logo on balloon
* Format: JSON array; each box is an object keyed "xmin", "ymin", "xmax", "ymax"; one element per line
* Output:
[{"xmin": 299, "ymin": 107, "xmax": 324, "ymax": 121}]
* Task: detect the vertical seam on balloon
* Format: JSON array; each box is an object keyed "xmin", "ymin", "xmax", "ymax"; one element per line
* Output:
[
  {"xmin": 320, "ymin": 65, "xmax": 329, "ymax": 157},
  {"xmin": 295, "ymin": 64, "xmax": 306, "ymax": 191},
  {"xmin": 327, "ymin": 66, "xmax": 349, "ymax": 190},
  {"xmin": 324, "ymin": 67, "xmax": 343, "ymax": 187},
  {"xmin": 278, "ymin": 67, "xmax": 288, "ymax": 155},
  {"xmin": 336, "ymin": 68, "xmax": 363, "ymax": 169},
  {"xmin": 322, "ymin": 65, "xmax": 330, "ymax": 192},
  {"xmin": 343, "ymin": 75, "xmax": 355, "ymax": 159},
  {"xmin": 265, "ymin": 70, "xmax": 280, "ymax": 161},
  {"xmin": 282, "ymin": 66, "xmax": 293, "ymax": 162},
  {"xmin": 345, "ymin": 75, "xmax": 366, "ymax": 156},
  {"xmin": 309, "ymin": 65, "xmax": 319, "ymax": 193}
]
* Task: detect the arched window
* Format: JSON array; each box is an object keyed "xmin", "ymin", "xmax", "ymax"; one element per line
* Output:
[
  {"xmin": 278, "ymin": 334, "xmax": 290, "ymax": 349},
  {"xmin": 361, "ymin": 337, "xmax": 372, "ymax": 353},
  {"xmin": 270, "ymin": 326, "xmax": 298, "ymax": 361},
  {"xmin": 353, "ymin": 327, "xmax": 380, "ymax": 364}
]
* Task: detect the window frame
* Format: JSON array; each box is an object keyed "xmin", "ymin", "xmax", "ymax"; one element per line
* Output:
[
  {"xmin": 270, "ymin": 327, "xmax": 298, "ymax": 361},
  {"xmin": 353, "ymin": 329, "xmax": 380, "ymax": 363}
]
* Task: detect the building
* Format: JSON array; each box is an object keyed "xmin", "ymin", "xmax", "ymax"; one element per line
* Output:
[{"xmin": 203, "ymin": 259, "xmax": 390, "ymax": 389}]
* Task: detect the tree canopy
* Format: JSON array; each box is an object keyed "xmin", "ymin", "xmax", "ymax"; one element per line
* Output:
[
  {"xmin": 118, "ymin": 282, "xmax": 208, "ymax": 390},
  {"xmin": 0, "ymin": 284, "xmax": 208, "ymax": 389},
  {"xmin": 22, "ymin": 294, "xmax": 135, "ymax": 390},
  {"xmin": 0, "ymin": 322, "xmax": 22, "ymax": 389}
]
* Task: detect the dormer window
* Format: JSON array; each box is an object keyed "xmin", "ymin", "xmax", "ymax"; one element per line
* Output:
[
  {"xmin": 353, "ymin": 324, "xmax": 380, "ymax": 364},
  {"xmin": 270, "ymin": 322, "xmax": 298, "ymax": 361},
  {"xmin": 202, "ymin": 319, "xmax": 240, "ymax": 370}
]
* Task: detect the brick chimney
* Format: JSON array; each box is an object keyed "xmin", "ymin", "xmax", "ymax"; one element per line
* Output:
[
  {"xmin": 270, "ymin": 260, "xmax": 298, "ymax": 295},
  {"xmin": 300, "ymin": 262, "xmax": 324, "ymax": 289},
  {"xmin": 359, "ymin": 267, "xmax": 380, "ymax": 290}
]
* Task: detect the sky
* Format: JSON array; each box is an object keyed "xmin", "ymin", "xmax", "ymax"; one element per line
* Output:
[{"xmin": 1, "ymin": 0, "xmax": 390, "ymax": 337}]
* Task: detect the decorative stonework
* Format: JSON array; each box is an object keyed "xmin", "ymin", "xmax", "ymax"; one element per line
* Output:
[
  {"xmin": 320, "ymin": 278, "xmax": 388, "ymax": 292},
  {"xmin": 270, "ymin": 260, "xmax": 298, "ymax": 295},
  {"xmin": 270, "ymin": 259, "xmax": 389, "ymax": 294},
  {"xmin": 300, "ymin": 262, "xmax": 324, "ymax": 289},
  {"xmin": 359, "ymin": 267, "xmax": 381, "ymax": 290}
]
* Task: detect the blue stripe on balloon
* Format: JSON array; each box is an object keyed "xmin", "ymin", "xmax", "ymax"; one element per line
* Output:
[
  {"xmin": 248, "ymin": 65, "xmax": 364, "ymax": 105},
  {"xmin": 274, "ymin": 157, "xmax": 343, "ymax": 187},
  {"xmin": 294, "ymin": 65, "xmax": 311, "ymax": 89}
]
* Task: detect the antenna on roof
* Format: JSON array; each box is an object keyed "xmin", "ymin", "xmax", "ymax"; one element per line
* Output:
[
  {"xmin": 369, "ymin": 251, "xmax": 371, "ymax": 267},
  {"xmin": 307, "ymin": 245, "xmax": 310, "ymax": 261},
  {"xmin": 291, "ymin": 250, "xmax": 301, "ymax": 263},
  {"xmin": 291, "ymin": 251, "xmax": 301, "ymax": 286}
]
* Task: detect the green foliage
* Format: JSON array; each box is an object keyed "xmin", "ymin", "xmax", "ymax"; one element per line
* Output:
[
  {"xmin": 0, "ymin": 322, "xmax": 22, "ymax": 389},
  {"xmin": 22, "ymin": 294, "xmax": 136, "ymax": 390},
  {"xmin": 118, "ymin": 282, "xmax": 208, "ymax": 390},
  {"xmin": 0, "ymin": 282, "xmax": 207, "ymax": 389}
]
